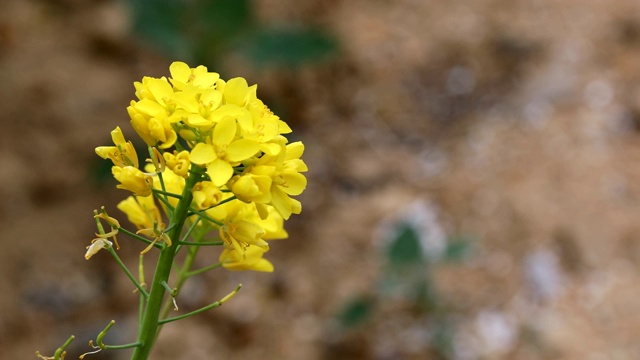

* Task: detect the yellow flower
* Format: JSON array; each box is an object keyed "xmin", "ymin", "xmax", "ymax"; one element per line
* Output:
[
  {"xmin": 112, "ymin": 166, "xmax": 153, "ymax": 197},
  {"xmin": 192, "ymin": 181, "xmax": 223, "ymax": 210},
  {"xmin": 189, "ymin": 116, "xmax": 260, "ymax": 186},
  {"xmin": 95, "ymin": 126, "xmax": 138, "ymax": 168},
  {"xmin": 169, "ymin": 61, "xmax": 220, "ymax": 91},
  {"xmin": 128, "ymin": 76, "xmax": 182, "ymax": 149},
  {"xmin": 228, "ymin": 173, "xmax": 272, "ymax": 203},
  {"xmin": 256, "ymin": 205, "xmax": 288, "ymax": 240},
  {"xmin": 220, "ymin": 218, "xmax": 267, "ymax": 255},
  {"xmin": 128, "ymin": 103, "xmax": 178, "ymax": 149},
  {"xmin": 219, "ymin": 245, "xmax": 274, "ymax": 272},
  {"xmin": 96, "ymin": 61, "xmax": 307, "ymax": 267},
  {"xmin": 208, "ymin": 201, "xmax": 269, "ymax": 256},
  {"xmin": 243, "ymin": 99, "xmax": 287, "ymax": 155},
  {"xmin": 223, "ymin": 77, "xmax": 256, "ymax": 107},
  {"xmin": 117, "ymin": 190, "xmax": 170, "ymax": 254},
  {"xmin": 117, "ymin": 195, "xmax": 162, "ymax": 230},
  {"xmin": 175, "ymin": 89, "xmax": 224, "ymax": 129},
  {"xmin": 163, "ymin": 150, "xmax": 190, "ymax": 178},
  {"xmin": 235, "ymin": 141, "xmax": 308, "ymax": 219}
]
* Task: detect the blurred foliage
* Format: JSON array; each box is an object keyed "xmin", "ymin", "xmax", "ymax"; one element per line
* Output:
[
  {"xmin": 237, "ymin": 27, "xmax": 337, "ymax": 68},
  {"xmin": 334, "ymin": 222, "xmax": 474, "ymax": 358},
  {"xmin": 386, "ymin": 223, "xmax": 424, "ymax": 266},
  {"xmin": 126, "ymin": 0, "xmax": 337, "ymax": 70},
  {"xmin": 443, "ymin": 235, "xmax": 473, "ymax": 263},
  {"xmin": 337, "ymin": 296, "xmax": 376, "ymax": 328}
]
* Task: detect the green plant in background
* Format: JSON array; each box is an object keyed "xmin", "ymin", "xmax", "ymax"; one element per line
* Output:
[
  {"xmin": 336, "ymin": 221, "xmax": 473, "ymax": 357},
  {"xmin": 36, "ymin": 61, "xmax": 308, "ymax": 359},
  {"xmin": 128, "ymin": 0, "xmax": 337, "ymax": 69}
]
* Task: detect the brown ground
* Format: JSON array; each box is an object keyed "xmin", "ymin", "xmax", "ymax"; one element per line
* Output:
[{"xmin": 3, "ymin": 0, "xmax": 640, "ymax": 359}]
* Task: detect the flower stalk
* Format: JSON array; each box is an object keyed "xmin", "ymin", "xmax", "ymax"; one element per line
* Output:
[
  {"xmin": 39, "ymin": 61, "xmax": 307, "ymax": 360},
  {"xmin": 130, "ymin": 165, "xmax": 204, "ymax": 360}
]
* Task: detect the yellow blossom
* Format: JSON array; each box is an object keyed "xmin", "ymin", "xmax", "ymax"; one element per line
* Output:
[
  {"xmin": 234, "ymin": 141, "xmax": 307, "ymax": 219},
  {"xmin": 95, "ymin": 61, "xmax": 307, "ymax": 273},
  {"xmin": 228, "ymin": 173, "xmax": 272, "ymax": 203},
  {"xmin": 117, "ymin": 195, "xmax": 162, "ymax": 230},
  {"xmin": 163, "ymin": 150, "xmax": 190, "ymax": 178},
  {"xmin": 112, "ymin": 166, "xmax": 153, "ymax": 197},
  {"xmin": 243, "ymin": 99, "xmax": 287, "ymax": 155},
  {"xmin": 192, "ymin": 181, "xmax": 223, "ymax": 210},
  {"xmin": 169, "ymin": 61, "xmax": 220, "ymax": 91},
  {"xmin": 127, "ymin": 76, "xmax": 182, "ymax": 149},
  {"xmin": 223, "ymin": 77, "xmax": 257, "ymax": 107},
  {"xmin": 128, "ymin": 103, "xmax": 178, "ymax": 149},
  {"xmin": 219, "ymin": 245, "xmax": 273, "ymax": 272},
  {"xmin": 95, "ymin": 126, "xmax": 138, "ymax": 168},
  {"xmin": 189, "ymin": 116, "xmax": 260, "ymax": 186},
  {"xmin": 256, "ymin": 206, "xmax": 288, "ymax": 240},
  {"xmin": 207, "ymin": 201, "xmax": 269, "ymax": 256}
]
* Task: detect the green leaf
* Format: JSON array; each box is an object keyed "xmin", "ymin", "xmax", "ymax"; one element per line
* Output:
[
  {"xmin": 337, "ymin": 296, "xmax": 375, "ymax": 328},
  {"xmin": 239, "ymin": 27, "xmax": 337, "ymax": 68},
  {"xmin": 443, "ymin": 236, "xmax": 473, "ymax": 262},
  {"xmin": 387, "ymin": 223, "xmax": 424, "ymax": 266}
]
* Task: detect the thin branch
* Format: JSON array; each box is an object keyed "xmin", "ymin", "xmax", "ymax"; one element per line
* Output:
[{"xmin": 159, "ymin": 284, "xmax": 241, "ymax": 325}]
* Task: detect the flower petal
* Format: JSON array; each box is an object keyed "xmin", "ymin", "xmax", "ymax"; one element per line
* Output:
[
  {"xmin": 147, "ymin": 77, "xmax": 174, "ymax": 106},
  {"xmin": 190, "ymin": 143, "xmax": 216, "ymax": 165},
  {"xmin": 172, "ymin": 92, "xmax": 199, "ymax": 112},
  {"xmin": 279, "ymin": 172, "xmax": 307, "ymax": 195},
  {"xmin": 134, "ymin": 99, "xmax": 166, "ymax": 118},
  {"xmin": 201, "ymin": 89, "xmax": 223, "ymax": 110},
  {"xmin": 285, "ymin": 141, "xmax": 304, "ymax": 160},
  {"xmin": 213, "ymin": 117, "xmax": 237, "ymax": 146},
  {"xmin": 194, "ymin": 72, "xmax": 219, "ymax": 88},
  {"xmin": 170, "ymin": 61, "xmax": 191, "ymax": 83},
  {"xmin": 224, "ymin": 77, "xmax": 249, "ymax": 106},
  {"xmin": 187, "ymin": 114, "xmax": 213, "ymax": 128},
  {"xmin": 226, "ymin": 139, "xmax": 259, "ymax": 162},
  {"xmin": 207, "ymin": 158, "xmax": 233, "ymax": 186},
  {"xmin": 259, "ymin": 143, "xmax": 282, "ymax": 156}
]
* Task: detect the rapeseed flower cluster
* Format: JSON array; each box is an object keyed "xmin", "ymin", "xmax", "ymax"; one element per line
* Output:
[{"xmin": 92, "ymin": 61, "xmax": 307, "ymax": 272}]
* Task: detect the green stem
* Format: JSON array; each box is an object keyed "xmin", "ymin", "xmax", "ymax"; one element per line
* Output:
[
  {"xmin": 35, "ymin": 335, "xmax": 74, "ymax": 360},
  {"xmin": 159, "ymin": 251, "xmax": 196, "ymax": 317},
  {"xmin": 186, "ymin": 262, "xmax": 222, "ymax": 277},
  {"xmin": 118, "ymin": 228, "xmax": 161, "ymax": 249},
  {"xmin": 130, "ymin": 165, "xmax": 205, "ymax": 360},
  {"xmin": 153, "ymin": 193, "xmax": 176, "ymax": 215},
  {"xmin": 156, "ymin": 221, "xmax": 204, "ymax": 329},
  {"xmin": 107, "ymin": 247, "xmax": 148, "ymax": 298},
  {"xmin": 152, "ymin": 189, "xmax": 182, "ymax": 199},
  {"xmin": 138, "ymin": 255, "xmax": 146, "ymax": 335},
  {"xmin": 187, "ymin": 206, "xmax": 224, "ymax": 226},
  {"xmin": 106, "ymin": 343, "xmax": 142, "ymax": 350},
  {"xmin": 158, "ymin": 284, "xmax": 241, "ymax": 325},
  {"xmin": 175, "ymin": 240, "xmax": 224, "ymax": 246}
]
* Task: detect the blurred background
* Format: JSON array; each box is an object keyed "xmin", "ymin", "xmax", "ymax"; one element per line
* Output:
[{"xmin": 2, "ymin": 0, "xmax": 640, "ymax": 359}]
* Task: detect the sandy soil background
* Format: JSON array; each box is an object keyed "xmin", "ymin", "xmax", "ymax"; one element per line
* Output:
[{"xmin": 3, "ymin": 0, "xmax": 640, "ymax": 359}]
